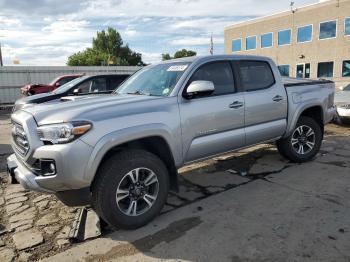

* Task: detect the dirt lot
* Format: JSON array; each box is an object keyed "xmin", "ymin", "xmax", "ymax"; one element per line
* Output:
[{"xmin": 1, "ymin": 109, "xmax": 350, "ymax": 261}]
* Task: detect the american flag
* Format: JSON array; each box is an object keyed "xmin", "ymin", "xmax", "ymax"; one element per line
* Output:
[{"xmin": 209, "ymin": 33, "xmax": 213, "ymax": 55}]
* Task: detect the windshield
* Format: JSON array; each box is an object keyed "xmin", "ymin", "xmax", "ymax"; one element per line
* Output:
[
  {"xmin": 49, "ymin": 77, "xmax": 60, "ymax": 86},
  {"xmin": 343, "ymin": 84, "xmax": 350, "ymax": 91},
  {"xmin": 116, "ymin": 62, "xmax": 191, "ymax": 96},
  {"xmin": 53, "ymin": 76, "xmax": 86, "ymax": 94}
]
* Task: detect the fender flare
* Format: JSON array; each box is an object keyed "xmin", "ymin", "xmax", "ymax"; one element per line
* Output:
[
  {"xmin": 284, "ymin": 102, "xmax": 324, "ymax": 138},
  {"xmin": 83, "ymin": 123, "xmax": 180, "ymax": 182}
]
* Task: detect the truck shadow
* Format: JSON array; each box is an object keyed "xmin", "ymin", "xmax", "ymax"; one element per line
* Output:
[{"xmin": 86, "ymin": 133, "xmax": 350, "ymax": 262}]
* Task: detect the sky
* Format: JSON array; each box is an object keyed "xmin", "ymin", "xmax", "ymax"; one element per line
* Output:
[{"xmin": 0, "ymin": 0, "xmax": 318, "ymax": 66}]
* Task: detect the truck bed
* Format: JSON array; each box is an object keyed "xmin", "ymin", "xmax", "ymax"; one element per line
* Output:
[{"xmin": 282, "ymin": 77, "xmax": 333, "ymax": 87}]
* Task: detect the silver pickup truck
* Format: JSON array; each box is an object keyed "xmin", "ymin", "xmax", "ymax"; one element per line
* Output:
[{"xmin": 7, "ymin": 55, "xmax": 335, "ymax": 229}]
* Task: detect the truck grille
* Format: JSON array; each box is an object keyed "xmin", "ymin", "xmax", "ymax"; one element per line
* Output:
[{"xmin": 12, "ymin": 122, "xmax": 30, "ymax": 156}]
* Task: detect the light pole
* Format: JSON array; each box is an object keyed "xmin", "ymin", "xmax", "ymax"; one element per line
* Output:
[
  {"xmin": 0, "ymin": 35, "xmax": 4, "ymax": 67},
  {"xmin": 0, "ymin": 42, "xmax": 3, "ymax": 67}
]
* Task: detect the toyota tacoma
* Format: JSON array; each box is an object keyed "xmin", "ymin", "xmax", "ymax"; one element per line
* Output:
[{"xmin": 7, "ymin": 55, "xmax": 336, "ymax": 229}]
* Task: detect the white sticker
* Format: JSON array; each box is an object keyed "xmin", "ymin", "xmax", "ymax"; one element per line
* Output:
[
  {"xmin": 162, "ymin": 88, "xmax": 170, "ymax": 95},
  {"xmin": 167, "ymin": 65, "xmax": 188, "ymax": 72}
]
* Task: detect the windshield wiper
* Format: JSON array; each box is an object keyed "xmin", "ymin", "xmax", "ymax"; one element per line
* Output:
[{"xmin": 126, "ymin": 90, "xmax": 148, "ymax": 95}]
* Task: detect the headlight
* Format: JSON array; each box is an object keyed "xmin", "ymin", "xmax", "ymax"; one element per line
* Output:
[{"xmin": 37, "ymin": 121, "xmax": 92, "ymax": 144}]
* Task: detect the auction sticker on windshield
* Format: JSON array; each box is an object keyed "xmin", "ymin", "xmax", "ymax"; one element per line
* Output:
[{"xmin": 167, "ymin": 65, "xmax": 188, "ymax": 72}]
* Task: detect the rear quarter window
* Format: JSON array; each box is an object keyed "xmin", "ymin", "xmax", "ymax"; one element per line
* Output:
[{"xmin": 238, "ymin": 61, "xmax": 275, "ymax": 91}]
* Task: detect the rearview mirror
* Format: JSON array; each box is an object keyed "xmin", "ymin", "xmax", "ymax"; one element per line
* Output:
[{"xmin": 185, "ymin": 80, "xmax": 215, "ymax": 99}]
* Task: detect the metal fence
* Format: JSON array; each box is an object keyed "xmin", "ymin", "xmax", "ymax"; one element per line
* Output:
[{"xmin": 0, "ymin": 66, "xmax": 140, "ymax": 104}]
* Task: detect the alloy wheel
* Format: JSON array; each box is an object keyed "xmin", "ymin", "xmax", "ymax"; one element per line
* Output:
[
  {"xmin": 291, "ymin": 125, "xmax": 316, "ymax": 155},
  {"xmin": 116, "ymin": 167, "xmax": 159, "ymax": 216}
]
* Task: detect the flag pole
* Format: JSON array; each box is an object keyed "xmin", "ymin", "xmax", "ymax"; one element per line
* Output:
[{"xmin": 209, "ymin": 33, "xmax": 213, "ymax": 55}]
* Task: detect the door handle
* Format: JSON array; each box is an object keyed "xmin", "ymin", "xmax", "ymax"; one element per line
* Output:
[
  {"xmin": 229, "ymin": 101, "xmax": 244, "ymax": 109},
  {"xmin": 272, "ymin": 95, "xmax": 284, "ymax": 102}
]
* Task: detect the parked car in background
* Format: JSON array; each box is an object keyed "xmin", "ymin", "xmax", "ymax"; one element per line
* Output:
[
  {"xmin": 7, "ymin": 55, "xmax": 335, "ymax": 229},
  {"xmin": 334, "ymin": 83, "xmax": 350, "ymax": 124},
  {"xmin": 13, "ymin": 74, "xmax": 131, "ymax": 112},
  {"xmin": 21, "ymin": 74, "xmax": 83, "ymax": 96}
]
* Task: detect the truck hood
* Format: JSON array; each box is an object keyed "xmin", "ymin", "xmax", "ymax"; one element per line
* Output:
[
  {"xmin": 21, "ymin": 94, "xmax": 163, "ymax": 125},
  {"xmin": 16, "ymin": 92, "xmax": 60, "ymax": 105}
]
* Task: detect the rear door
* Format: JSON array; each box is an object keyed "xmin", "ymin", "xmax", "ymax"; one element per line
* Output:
[
  {"xmin": 237, "ymin": 60, "xmax": 288, "ymax": 145},
  {"xmin": 180, "ymin": 60, "xmax": 245, "ymax": 163}
]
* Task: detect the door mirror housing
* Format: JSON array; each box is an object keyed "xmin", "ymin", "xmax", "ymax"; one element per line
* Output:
[
  {"xmin": 55, "ymin": 82, "xmax": 61, "ymax": 87},
  {"xmin": 185, "ymin": 81, "xmax": 215, "ymax": 99},
  {"xmin": 73, "ymin": 88, "xmax": 82, "ymax": 95}
]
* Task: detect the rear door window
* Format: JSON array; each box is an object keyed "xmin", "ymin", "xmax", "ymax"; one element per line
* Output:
[{"xmin": 238, "ymin": 61, "xmax": 275, "ymax": 91}]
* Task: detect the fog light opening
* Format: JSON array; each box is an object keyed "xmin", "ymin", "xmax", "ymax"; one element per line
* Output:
[{"xmin": 41, "ymin": 159, "xmax": 56, "ymax": 176}]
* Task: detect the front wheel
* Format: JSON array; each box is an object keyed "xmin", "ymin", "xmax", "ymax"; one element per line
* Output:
[
  {"xmin": 92, "ymin": 149, "xmax": 169, "ymax": 229},
  {"xmin": 277, "ymin": 116, "xmax": 323, "ymax": 163}
]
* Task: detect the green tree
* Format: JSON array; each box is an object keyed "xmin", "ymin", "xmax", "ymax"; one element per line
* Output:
[
  {"xmin": 67, "ymin": 27, "xmax": 144, "ymax": 66},
  {"xmin": 162, "ymin": 49, "xmax": 197, "ymax": 61},
  {"xmin": 161, "ymin": 53, "xmax": 172, "ymax": 61}
]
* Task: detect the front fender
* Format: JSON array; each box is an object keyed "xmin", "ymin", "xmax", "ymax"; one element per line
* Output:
[{"xmin": 83, "ymin": 123, "xmax": 181, "ymax": 182}]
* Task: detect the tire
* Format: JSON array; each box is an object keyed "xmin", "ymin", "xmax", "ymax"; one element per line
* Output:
[
  {"xmin": 276, "ymin": 116, "xmax": 323, "ymax": 163},
  {"xmin": 92, "ymin": 149, "xmax": 169, "ymax": 229}
]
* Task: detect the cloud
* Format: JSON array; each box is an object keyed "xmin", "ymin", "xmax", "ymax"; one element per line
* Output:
[
  {"xmin": 80, "ymin": 0, "xmax": 317, "ymax": 18},
  {"xmin": 0, "ymin": 16, "xmax": 22, "ymax": 26},
  {"xmin": 137, "ymin": 51, "xmax": 162, "ymax": 64},
  {"xmin": 0, "ymin": 0, "xmax": 318, "ymax": 65},
  {"xmin": 42, "ymin": 19, "xmax": 90, "ymax": 32},
  {"xmin": 170, "ymin": 37, "xmax": 224, "ymax": 46}
]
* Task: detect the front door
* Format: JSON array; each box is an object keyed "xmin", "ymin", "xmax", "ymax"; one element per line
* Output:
[{"xmin": 179, "ymin": 61, "xmax": 245, "ymax": 163}]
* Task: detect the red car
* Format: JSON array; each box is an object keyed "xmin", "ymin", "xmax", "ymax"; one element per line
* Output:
[{"xmin": 21, "ymin": 74, "xmax": 83, "ymax": 96}]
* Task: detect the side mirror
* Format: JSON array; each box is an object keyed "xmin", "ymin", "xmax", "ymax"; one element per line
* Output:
[
  {"xmin": 185, "ymin": 80, "xmax": 215, "ymax": 99},
  {"xmin": 55, "ymin": 82, "xmax": 61, "ymax": 87},
  {"xmin": 73, "ymin": 88, "xmax": 82, "ymax": 95}
]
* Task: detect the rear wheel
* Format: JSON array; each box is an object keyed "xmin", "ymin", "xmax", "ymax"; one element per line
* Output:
[
  {"xmin": 92, "ymin": 149, "xmax": 169, "ymax": 229},
  {"xmin": 277, "ymin": 116, "xmax": 322, "ymax": 163}
]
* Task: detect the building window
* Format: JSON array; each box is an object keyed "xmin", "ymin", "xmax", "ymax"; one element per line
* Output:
[
  {"xmin": 296, "ymin": 64, "xmax": 304, "ymax": 78},
  {"xmin": 278, "ymin": 65, "xmax": 290, "ymax": 77},
  {"xmin": 343, "ymin": 60, "xmax": 350, "ymax": 77},
  {"xmin": 232, "ymin": 39, "xmax": 242, "ymax": 52},
  {"xmin": 317, "ymin": 62, "xmax": 334, "ymax": 78},
  {"xmin": 246, "ymin": 36, "xmax": 256, "ymax": 50},
  {"xmin": 278, "ymin": 29, "xmax": 291, "ymax": 46},
  {"xmin": 305, "ymin": 63, "xmax": 310, "ymax": 78},
  {"xmin": 319, "ymin": 20, "xmax": 337, "ymax": 39},
  {"xmin": 345, "ymin": 18, "xmax": 350, "ymax": 36},
  {"xmin": 261, "ymin": 33, "xmax": 273, "ymax": 48},
  {"xmin": 297, "ymin": 25, "xmax": 313, "ymax": 43}
]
